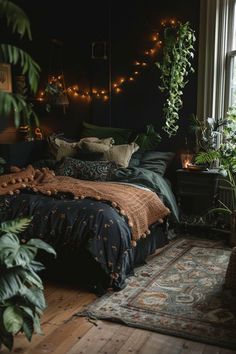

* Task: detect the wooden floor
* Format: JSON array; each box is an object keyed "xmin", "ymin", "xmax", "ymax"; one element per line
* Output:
[{"xmin": 2, "ymin": 280, "xmax": 235, "ymax": 354}]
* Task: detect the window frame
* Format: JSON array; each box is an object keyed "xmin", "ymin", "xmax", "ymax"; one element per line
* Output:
[{"xmin": 197, "ymin": 0, "xmax": 236, "ymax": 122}]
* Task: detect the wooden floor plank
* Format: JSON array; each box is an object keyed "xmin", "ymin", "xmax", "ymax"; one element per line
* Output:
[
  {"xmin": 1, "ymin": 280, "xmax": 235, "ymax": 354},
  {"xmin": 116, "ymin": 327, "xmax": 151, "ymax": 354},
  {"xmin": 25, "ymin": 317, "xmax": 93, "ymax": 354},
  {"xmin": 97, "ymin": 323, "xmax": 135, "ymax": 354},
  {"xmin": 138, "ymin": 331, "xmax": 185, "ymax": 354},
  {"xmin": 67, "ymin": 320, "xmax": 122, "ymax": 354}
]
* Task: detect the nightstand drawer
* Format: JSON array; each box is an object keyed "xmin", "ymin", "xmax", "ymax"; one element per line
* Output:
[
  {"xmin": 176, "ymin": 169, "xmax": 220, "ymax": 217},
  {"xmin": 178, "ymin": 180, "xmax": 216, "ymax": 196}
]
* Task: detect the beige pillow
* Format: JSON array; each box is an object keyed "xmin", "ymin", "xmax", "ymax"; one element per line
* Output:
[
  {"xmin": 47, "ymin": 135, "xmax": 80, "ymax": 161},
  {"xmin": 104, "ymin": 143, "xmax": 139, "ymax": 167},
  {"xmin": 78, "ymin": 137, "xmax": 114, "ymax": 153},
  {"xmin": 54, "ymin": 138, "xmax": 80, "ymax": 160}
]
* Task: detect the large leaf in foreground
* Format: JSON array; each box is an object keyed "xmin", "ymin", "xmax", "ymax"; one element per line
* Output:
[
  {"xmin": 3, "ymin": 306, "xmax": 23, "ymax": 334},
  {"xmin": 0, "ymin": 233, "xmax": 37, "ymax": 268}
]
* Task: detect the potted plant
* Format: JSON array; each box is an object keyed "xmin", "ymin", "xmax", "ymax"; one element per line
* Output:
[
  {"xmin": 0, "ymin": 0, "xmax": 40, "ymax": 131},
  {"xmin": 0, "ymin": 217, "xmax": 56, "ymax": 351},
  {"xmin": 195, "ymin": 108, "xmax": 236, "ymax": 245}
]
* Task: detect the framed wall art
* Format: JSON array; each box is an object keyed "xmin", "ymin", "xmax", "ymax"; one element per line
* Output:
[{"xmin": 0, "ymin": 63, "xmax": 12, "ymax": 93}]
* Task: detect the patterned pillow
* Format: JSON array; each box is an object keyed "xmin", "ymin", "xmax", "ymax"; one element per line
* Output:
[{"xmin": 55, "ymin": 157, "xmax": 117, "ymax": 181}]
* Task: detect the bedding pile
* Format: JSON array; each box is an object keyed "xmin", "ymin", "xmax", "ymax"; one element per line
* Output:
[{"xmin": 0, "ymin": 165, "xmax": 170, "ymax": 244}]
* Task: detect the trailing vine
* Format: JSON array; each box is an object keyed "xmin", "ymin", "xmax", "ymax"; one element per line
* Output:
[{"xmin": 156, "ymin": 20, "xmax": 196, "ymax": 137}]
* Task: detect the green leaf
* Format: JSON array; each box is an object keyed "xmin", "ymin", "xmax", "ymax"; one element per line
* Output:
[
  {"xmin": 3, "ymin": 306, "xmax": 23, "ymax": 334},
  {"xmin": 33, "ymin": 313, "xmax": 43, "ymax": 335},
  {"xmin": 0, "ymin": 0, "xmax": 32, "ymax": 39},
  {"xmin": 20, "ymin": 286, "xmax": 46, "ymax": 312},
  {"xmin": 29, "ymin": 260, "xmax": 45, "ymax": 273},
  {"xmin": 23, "ymin": 268, "xmax": 43, "ymax": 289},
  {"xmin": 22, "ymin": 316, "xmax": 34, "ymax": 341},
  {"xmin": 19, "ymin": 306, "xmax": 34, "ymax": 319},
  {"xmin": 0, "ymin": 44, "xmax": 40, "ymax": 93},
  {"xmin": 0, "ymin": 268, "xmax": 23, "ymax": 301},
  {"xmin": 27, "ymin": 239, "xmax": 57, "ymax": 257},
  {"xmin": 0, "ymin": 233, "xmax": 37, "ymax": 268},
  {"xmin": 0, "ymin": 217, "xmax": 32, "ymax": 234}
]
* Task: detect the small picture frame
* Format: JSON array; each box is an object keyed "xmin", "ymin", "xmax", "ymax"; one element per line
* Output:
[
  {"xmin": 91, "ymin": 42, "xmax": 107, "ymax": 60},
  {"xmin": 0, "ymin": 63, "xmax": 12, "ymax": 93}
]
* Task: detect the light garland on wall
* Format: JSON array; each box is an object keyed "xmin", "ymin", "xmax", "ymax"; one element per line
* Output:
[{"xmin": 36, "ymin": 18, "xmax": 177, "ymax": 103}]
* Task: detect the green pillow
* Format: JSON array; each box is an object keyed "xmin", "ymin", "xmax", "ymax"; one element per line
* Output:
[
  {"xmin": 129, "ymin": 151, "xmax": 175, "ymax": 176},
  {"xmin": 80, "ymin": 121, "xmax": 133, "ymax": 145}
]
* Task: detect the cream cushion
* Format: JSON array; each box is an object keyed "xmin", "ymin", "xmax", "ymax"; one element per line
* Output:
[{"xmin": 103, "ymin": 143, "xmax": 139, "ymax": 167}]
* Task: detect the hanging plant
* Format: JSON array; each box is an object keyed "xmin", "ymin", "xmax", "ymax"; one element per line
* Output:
[{"xmin": 156, "ymin": 20, "xmax": 196, "ymax": 137}]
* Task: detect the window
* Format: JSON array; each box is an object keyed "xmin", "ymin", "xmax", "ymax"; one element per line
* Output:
[
  {"xmin": 227, "ymin": 2, "xmax": 236, "ymax": 108},
  {"xmin": 197, "ymin": 0, "xmax": 236, "ymax": 122}
]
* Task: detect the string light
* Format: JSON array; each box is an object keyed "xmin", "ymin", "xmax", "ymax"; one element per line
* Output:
[{"xmin": 37, "ymin": 18, "xmax": 177, "ymax": 103}]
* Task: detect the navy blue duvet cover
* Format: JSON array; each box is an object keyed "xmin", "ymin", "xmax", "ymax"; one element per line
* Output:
[{"xmin": 0, "ymin": 168, "xmax": 178, "ymax": 293}]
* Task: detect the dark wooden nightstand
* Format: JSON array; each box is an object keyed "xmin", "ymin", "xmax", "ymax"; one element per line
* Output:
[{"xmin": 176, "ymin": 169, "xmax": 220, "ymax": 231}]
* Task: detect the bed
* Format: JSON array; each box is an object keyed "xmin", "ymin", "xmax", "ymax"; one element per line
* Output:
[{"xmin": 0, "ymin": 145, "xmax": 179, "ymax": 294}]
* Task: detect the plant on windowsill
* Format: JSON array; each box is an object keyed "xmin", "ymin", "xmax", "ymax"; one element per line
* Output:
[
  {"xmin": 0, "ymin": 217, "xmax": 56, "ymax": 351},
  {"xmin": 156, "ymin": 20, "xmax": 196, "ymax": 137},
  {"xmin": 195, "ymin": 108, "xmax": 236, "ymax": 245},
  {"xmin": 0, "ymin": 0, "xmax": 40, "ymax": 131}
]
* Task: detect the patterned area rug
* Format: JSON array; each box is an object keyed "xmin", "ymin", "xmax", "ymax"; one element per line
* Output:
[{"xmin": 76, "ymin": 238, "xmax": 236, "ymax": 349}]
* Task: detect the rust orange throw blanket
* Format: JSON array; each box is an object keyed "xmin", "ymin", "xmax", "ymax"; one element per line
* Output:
[{"xmin": 0, "ymin": 166, "xmax": 170, "ymax": 244}]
